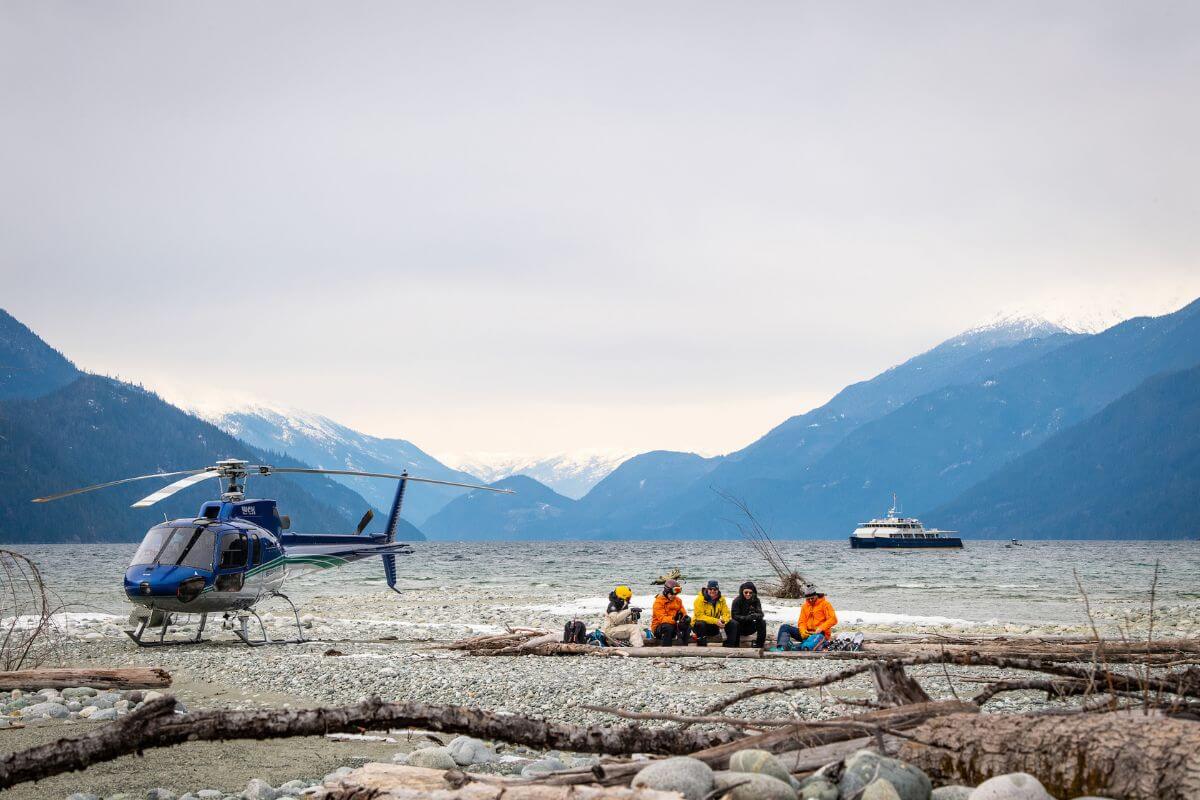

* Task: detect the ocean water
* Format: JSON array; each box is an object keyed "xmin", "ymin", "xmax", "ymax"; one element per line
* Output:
[{"xmin": 6, "ymin": 539, "xmax": 1198, "ymax": 629}]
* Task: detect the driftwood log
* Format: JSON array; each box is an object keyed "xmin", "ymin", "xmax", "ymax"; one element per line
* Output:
[
  {"xmin": 902, "ymin": 711, "xmax": 1200, "ymax": 800},
  {"xmin": 319, "ymin": 764, "xmax": 682, "ymax": 800},
  {"xmin": 0, "ymin": 697, "xmax": 739, "ymax": 790},
  {"xmin": 0, "ymin": 667, "xmax": 171, "ymax": 690}
]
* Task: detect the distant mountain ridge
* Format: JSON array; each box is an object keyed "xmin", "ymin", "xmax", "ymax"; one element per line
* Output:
[{"xmin": 200, "ymin": 404, "xmax": 480, "ymax": 525}]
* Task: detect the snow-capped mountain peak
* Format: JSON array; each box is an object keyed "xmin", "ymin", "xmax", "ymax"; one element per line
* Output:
[
  {"xmin": 191, "ymin": 401, "xmax": 480, "ymax": 525},
  {"xmin": 441, "ymin": 449, "xmax": 636, "ymax": 499}
]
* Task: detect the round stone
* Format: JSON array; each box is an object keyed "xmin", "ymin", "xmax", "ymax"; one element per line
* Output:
[
  {"xmin": 839, "ymin": 750, "xmax": 932, "ymax": 800},
  {"xmin": 798, "ymin": 777, "xmax": 838, "ymax": 800},
  {"xmin": 715, "ymin": 771, "xmax": 798, "ymax": 800},
  {"xmin": 968, "ymin": 773, "xmax": 1053, "ymax": 800},
  {"xmin": 240, "ymin": 778, "xmax": 278, "ymax": 800},
  {"xmin": 90, "ymin": 708, "xmax": 119, "ymax": 721},
  {"xmin": 406, "ymin": 746, "xmax": 458, "ymax": 770},
  {"xmin": 23, "ymin": 701, "xmax": 70, "ymax": 719},
  {"xmin": 448, "ymin": 735, "xmax": 498, "ymax": 765},
  {"xmin": 146, "ymin": 790, "xmax": 177, "ymax": 800},
  {"xmin": 729, "ymin": 749, "xmax": 792, "ymax": 786},
  {"xmin": 932, "ymin": 788, "xmax": 973, "ymax": 800},
  {"xmin": 863, "ymin": 780, "xmax": 902, "ymax": 800},
  {"xmin": 631, "ymin": 757, "xmax": 715, "ymax": 800}
]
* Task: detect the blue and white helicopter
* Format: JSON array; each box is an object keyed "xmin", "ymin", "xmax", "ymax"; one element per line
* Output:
[{"xmin": 33, "ymin": 458, "xmax": 510, "ymax": 647}]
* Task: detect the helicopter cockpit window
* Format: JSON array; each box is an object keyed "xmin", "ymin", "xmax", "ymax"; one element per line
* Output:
[
  {"xmin": 217, "ymin": 532, "xmax": 249, "ymax": 570},
  {"xmin": 129, "ymin": 525, "xmax": 218, "ymax": 570},
  {"xmin": 129, "ymin": 525, "xmax": 174, "ymax": 567}
]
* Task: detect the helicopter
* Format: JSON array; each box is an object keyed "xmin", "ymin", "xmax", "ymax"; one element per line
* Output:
[{"xmin": 33, "ymin": 458, "xmax": 511, "ymax": 647}]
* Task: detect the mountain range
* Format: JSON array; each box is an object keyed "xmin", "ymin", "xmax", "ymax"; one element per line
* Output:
[
  {"xmin": 4, "ymin": 298, "xmax": 1199, "ymax": 542},
  {"xmin": 422, "ymin": 301, "xmax": 1200, "ymax": 539},
  {"xmin": 0, "ymin": 310, "xmax": 422, "ymax": 543}
]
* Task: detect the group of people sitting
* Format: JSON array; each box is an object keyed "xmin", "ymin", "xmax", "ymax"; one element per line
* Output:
[{"xmin": 598, "ymin": 578, "xmax": 838, "ymax": 650}]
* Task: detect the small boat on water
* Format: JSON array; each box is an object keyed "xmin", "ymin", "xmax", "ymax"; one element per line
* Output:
[{"xmin": 849, "ymin": 494, "xmax": 963, "ymax": 549}]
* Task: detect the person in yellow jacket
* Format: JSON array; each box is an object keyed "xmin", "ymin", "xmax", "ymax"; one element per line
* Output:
[
  {"xmin": 601, "ymin": 585, "xmax": 644, "ymax": 647},
  {"xmin": 692, "ymin": 580, "xmax": 731, "ymax": 644},
  {"xmin": 774, "ymin": 584, "xmax": 838, "ymax": 650}
]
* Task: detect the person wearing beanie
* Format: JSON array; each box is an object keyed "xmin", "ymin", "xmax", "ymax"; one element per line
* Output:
[
  {"xmin": 729, "ymin": 581, "xmax": 767, "ymax": 648},
  {"xmin": 601, "ymin": 584, "xmax": 644, "ymax": 647},
  {"xmin": 651, "ymin": 578, "xmax": 691, "ymax": 646},
  {"xmin": 692, "ymin": 579, "xmax": 731, "ymax": 645}
]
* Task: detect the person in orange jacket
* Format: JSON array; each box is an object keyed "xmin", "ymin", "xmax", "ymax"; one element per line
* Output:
[
  {"xmin": 651, "ymin": 579, "xmax": 691, "ymax": 646},
  {"xmin": 774, "ymin": 584, "xmax": 837, "ymax": 650}
]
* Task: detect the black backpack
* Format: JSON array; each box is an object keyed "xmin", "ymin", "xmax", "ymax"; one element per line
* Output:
[{"xmin": 562, "ymin": 620, "xmax": 587, "ymax": 644}]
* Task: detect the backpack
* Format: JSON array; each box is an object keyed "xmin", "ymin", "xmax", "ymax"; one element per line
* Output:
[
  {"xmin": 799, "ymin": 633, "xmax": 827, "ymax": 651},
  {"xmin": 585, "ymin": 630, "xmax": 608, "ymax": 647},
  {"xmin": 562, "ymin": 620, "xmax": 587, "ymax": 644}
]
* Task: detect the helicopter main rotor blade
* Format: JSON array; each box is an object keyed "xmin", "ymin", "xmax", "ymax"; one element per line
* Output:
[
  {"xmin": 33, "ymin": 469, "xmax": 208, "ymax": 504},
  {"xmin": 132, "ymin": 470, "xmax": 221, "ymax": 508},
  {"xmin": 266, "ymin": 467, "xmax": 514, "ymax": 494}
]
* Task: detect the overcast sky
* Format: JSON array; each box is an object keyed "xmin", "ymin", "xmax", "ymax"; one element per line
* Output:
[{"xmin": 2, "ymin": 2, "xmax": 1198, "ymax": 459}]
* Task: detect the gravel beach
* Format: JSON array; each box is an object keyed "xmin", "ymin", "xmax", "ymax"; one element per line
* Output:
[{"xmin": 5, "ymin": 586, "xmax": 1194, "ymax": 800}]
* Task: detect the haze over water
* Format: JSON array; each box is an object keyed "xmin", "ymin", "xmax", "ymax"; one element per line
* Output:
[{"xmin": 19, "ymin": 540, "xmax": 1199, "ymax": 629}]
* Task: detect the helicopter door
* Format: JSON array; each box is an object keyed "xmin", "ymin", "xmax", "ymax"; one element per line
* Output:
[{"xmin": 215, "ymin": 531, "xmax": 249, "ymax": 592}]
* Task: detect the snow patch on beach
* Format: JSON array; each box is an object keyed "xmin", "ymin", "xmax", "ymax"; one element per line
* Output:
[{"xmin": 524, "ymin": 596, "xmax": 977, "ymax": 628}]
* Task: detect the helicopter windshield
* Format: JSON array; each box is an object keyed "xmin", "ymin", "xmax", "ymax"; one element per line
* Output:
[{"xmin": 130, "ymin": 525, "xmax": 218, "ymax": 570}]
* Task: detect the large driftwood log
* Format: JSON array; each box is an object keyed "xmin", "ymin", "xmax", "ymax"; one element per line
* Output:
[
  {"xmin": 901, "ymin": 712, "xmax": 1200, "ymax": 800},
  {"xmin": 319, "ymin": 764, "xmax": 683, "ymax": 800},
  {"xmin": 0, "ymin": 667, "xmax": 171, "ymax": 690},
  {"xmin": 0, "ymin": 697, "xmax": 739, "ymax": 789}
]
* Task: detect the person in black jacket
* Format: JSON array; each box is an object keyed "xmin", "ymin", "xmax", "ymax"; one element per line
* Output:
[{"xmin": 728, "ymin": 581, "xmax": 767, "ymax": 648}]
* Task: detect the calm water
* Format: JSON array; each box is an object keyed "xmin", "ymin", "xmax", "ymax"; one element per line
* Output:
[{"xmin": 7, "ymin": 540, "xmax": 1198, "ymax": 627}]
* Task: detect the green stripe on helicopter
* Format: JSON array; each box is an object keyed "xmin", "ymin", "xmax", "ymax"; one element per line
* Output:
[{"xmin": 244, "ymin": 554, "xmax": 347, "ymax": 577}]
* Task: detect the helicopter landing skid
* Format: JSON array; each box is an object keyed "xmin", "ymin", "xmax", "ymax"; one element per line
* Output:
[
  {"xmin": 231, "ymin": 593, "xmax": 307, "ymax": 647},
  {"xmin": 125, "ymin": 612, "xmax": 210, "ymax": 648}
]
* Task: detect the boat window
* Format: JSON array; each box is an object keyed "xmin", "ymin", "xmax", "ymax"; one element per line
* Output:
[{"xmin": 218, "ymin": 532, "xmax": 249, "ymax": 569}]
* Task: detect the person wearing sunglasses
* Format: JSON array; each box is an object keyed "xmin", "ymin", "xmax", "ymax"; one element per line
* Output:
[{"xmin": 651, "ymin": 578, "xmax": 691, "ymax": 646}]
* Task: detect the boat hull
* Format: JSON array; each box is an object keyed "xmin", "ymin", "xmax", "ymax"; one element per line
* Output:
[{"xmin": 849, "ymin": 536, "xmax": 963, "ymax": 549}]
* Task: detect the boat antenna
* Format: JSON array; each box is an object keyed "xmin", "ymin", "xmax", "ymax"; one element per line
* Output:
[{"xmin": 890, "ymin": 492, "xmax": 898, "ymax": 517}]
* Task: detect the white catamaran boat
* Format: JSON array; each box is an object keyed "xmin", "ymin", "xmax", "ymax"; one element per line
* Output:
[{"xmin": 849, "ymin": 494, "xmax": 963, "ymax": 549}]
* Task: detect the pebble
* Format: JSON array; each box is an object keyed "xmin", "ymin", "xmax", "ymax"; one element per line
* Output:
[
  {"xmin": 146, "ymin": 790, "xmax": 177, "ymax": 800},
  {"xmin": 196, "ymin": 790, "xmax": 223, "ymax": 799},
  {"xmin": 968, "ymin": 773, "xmax": 1053, "ymax": 800},
  {"xmin": 520, "ymin": 757, "xmax": 567, "ymax": 778},
  {"xmin": 631, "ymin": 757, "xmax": 714, "ymax": 800},
  {"xmin": 90, "ymin": 708, "xmax": 119, "ymax": 721}
]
